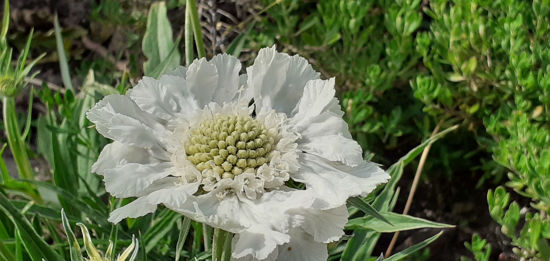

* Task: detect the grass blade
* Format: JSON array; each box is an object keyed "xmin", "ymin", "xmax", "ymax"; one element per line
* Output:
[
  {"xmin": 384, "ymin": 232, "xmax": 443, "ymax": 261},
  {"xmin": 54, "ymin": 14, "xmax": 74, "ymax": 91},
  {"xmin": 61, "ymin": 209, "xmax": 84, "ymax": 261},
  {"xmin": 175, "ymin": 217, "xmax": 191, "ymax": 261},
  {"xmin": 0, "ymin": 193, "xmax": 63, "ymax": 261},
  {"xmin": 348, "ymin": 197, "xmax": 392, "ymax": 226},
  {"xmin": 346, "ymin": 212, "xmax": 453, "ymax": 232}
]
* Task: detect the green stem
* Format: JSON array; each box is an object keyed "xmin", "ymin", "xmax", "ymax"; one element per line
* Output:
[
  {"xmin": 221, "ymin": 231, "xmax": 232, "ymax": 261},
  {"xmin": 2, "ymin": 97, "xmax": 33, "ymax": 180},
  {"xmin": 186, "ymin": 0, "xmax": 206, "ymax": 59},
  {"xmin": 212, "ymin": 228, "xmax": 231, "ymax": 261},
  {"xmin": 202, "ymin": 223, "xmax": 211, "ymax": 251}
]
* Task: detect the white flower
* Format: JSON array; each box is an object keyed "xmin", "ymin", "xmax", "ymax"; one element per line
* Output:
[{"xmin": 87, "ymin": 47, "xmax": 390, "ymax": 261}]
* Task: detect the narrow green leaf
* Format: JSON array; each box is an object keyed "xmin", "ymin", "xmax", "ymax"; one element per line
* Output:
[
  {"xmin": 21, "ymin": 87, "xmax": 34, "ymax": 140},
  {"xmin": 184, "ymin": 4, "xmax": 194, "ymax": 66},
  {"xmin": 385, "ymin": 232, "xmax": 443, "ymax": 261},
  {"xmin": 0, "ymin": 0, "xmax": 9, "ymax": 42},
  {"xmin": 226, "ymin": 23, "xmax": 255, "ymax": 57},
  {"xmin": 61, "ymin": 209, "xmax": 84, "ymax": 261},
  {"xmin": 0, "ymin": 143, "xmax": 9, "ymax": 184},
  {"xmin": 346, "ymin": 212, "xmax": 453, "ymax": 233},
  {"xmin": 348, "ymin": 197, "xmax": 392, "ymax": 226},
  {"xmin": 51, "ymin": 130, "xmax": 79, "ymax": 215},
  {"xmin": 0, "ymin": 240, "xmax": 15, "ymax": 261},
  {"xmin": 54, "ymin": 14, "xmax": 74, "ymax": 91},
  {"xmin": 0, "ymin": 193, "xmax": 63, "ymax": 261},
  {"xmin": 148, "ymin": 36, "xmax": 182, "ymax": 78},
  {"xmin": 143, "ymin": 209, "xmax": 179, "ymax": 253},
  {"xmin": 175, "ymin": 218, "xmax": 192, "ymax": 261},
  {"xmin": 186, "ymin": 0, "xmax": 205, "ymax": 58}
]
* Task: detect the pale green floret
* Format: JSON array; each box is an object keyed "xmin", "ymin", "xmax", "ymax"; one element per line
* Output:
[{"xmin": 185, "ymin": 114, "xmax": 277, "ymax": 180}]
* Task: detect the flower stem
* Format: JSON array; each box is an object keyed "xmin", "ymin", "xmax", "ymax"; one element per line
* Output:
[
  {"xmin": 2, "ymin": 97, "xmax": 33, "ymax": 180},
  {"xmin": 212, "ymin": 228, "xmax": 232, "ymax": 261},
  {"xmin": 221, "ymin": 231, "xmax": 232, "ymax": 261}
]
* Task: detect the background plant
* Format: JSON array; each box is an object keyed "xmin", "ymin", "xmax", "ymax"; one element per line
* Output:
[{"xmin": 0, "ymin": 0, "xmax": 455, "ymax": 260}]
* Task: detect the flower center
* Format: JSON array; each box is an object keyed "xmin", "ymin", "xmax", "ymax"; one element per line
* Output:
[{"xmin": 184, "ymin": 114, "xmax": 276, "ymax": 179}]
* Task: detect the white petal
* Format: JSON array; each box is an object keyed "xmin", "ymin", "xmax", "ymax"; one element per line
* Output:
[
  {"xmin": 187, "ymin": 54, "xmax": 241, "ymax": 107},
  {"xmin": 292, "ymin": 78, "xmax": 338, "ymax": 122},
  {"xmin": 232, "ymin": 226, "xmax": 290, "ymax": 260},
  {"xmin": 128, "ymin": 76, "xmax": 198, "ymax": 121},
  {"xmin": 108, "ymin": 182, "xmax": 198, "ymax": 224},
  {"xmin": 91, "ymin": 141, "xmax": 155, "ymax": 175},
  {"xmin": 246, "ymin": 46, "xmax": 319, "ymax": 115},
  {"xmin": 146, "ymin": 185, "xmax": 248, "ymax": 231},
  {"xmin": 276, "ymin": 229, "xmax": 328, "ymax": 261},
  {"xmin": 293, "ymin": 110, "xmax": 363, "ymax": 166},
  {"xmin": 102, "ymin": 162, "xmax": 173, "ymax": 198},
  {"xmin": 232, "ymin": 248, "xmax": 278, "ymax": 261},
  {"xmin": 289, "ymin": 205, "xmax": 347, "ymax": 243},
  {"xmin": 300, "ymin": 135, "xmax": 363, "ymax": 167},
  {"xmin": 86, "ymin": 95, "xmax": 169, "ymax": 151},
  {"xmin": 210, "ymin": 54, "xmax": 242, "ymax": 103},
  {"xmin": 293, "ymin": 111, "xmax": 352, "ymax": 139},
  {"xmin": 295, "ymin": 153, "xmax": 390, "ymax": 209},
  {"xmin": 108, "ymin": 197, "xmax": 158, "ymax": 223}
]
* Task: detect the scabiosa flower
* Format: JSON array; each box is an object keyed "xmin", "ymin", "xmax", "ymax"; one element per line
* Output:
[{"xmin": 87, "ymin": 46, "xmax": 389, "ymax": 261}]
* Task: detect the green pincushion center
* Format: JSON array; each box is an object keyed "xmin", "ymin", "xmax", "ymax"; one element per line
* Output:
[{"xmin": 184, "ymin": 114, "xmax": 276, "ymax": 179}]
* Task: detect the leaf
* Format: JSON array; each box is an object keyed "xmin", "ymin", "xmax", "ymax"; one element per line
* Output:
[
  {"xmin": 143, "ymin": 209, "xmax": 179, "ymax": 253},
  {"xmin": 51, "ymin": 129, "xmax": 79, "ymax": 215},
  {"xmin": 54, "ymin": 14, "xmax": 74, "ymax": 91},
  {"xmin": 226, "ymin": 23, "xmax": 255, "ymax": 57},
  {"xmin": 348, "ymin": 197, "xmax": 392, "ymax": 226},
  {"xmin": 175, "ymin": 217, "xmax": 192, "ymax": 261},
  {"xmin": 61, "ymin": 209, "xmax": 84, "ymax": 261},
  {"xmin": 0, "ymin": 193, "xmax": 63, "ymax": 261},
  {"xmin": 143, "ymin": 1, "xmax": 181, "ymax": 76},
  {"xmin": 384, "ymin": 232, "xmax": 443, "ymax": 261},
  {"xmin": 148, "ymin": 36, "xmax": 182, "ymax": 79},
  {"xmin": 346, "ymin": 212, "xmax": 453, "ymax": 233}
]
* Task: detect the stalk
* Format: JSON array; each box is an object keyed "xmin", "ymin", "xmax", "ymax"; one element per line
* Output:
[{"xmin": 212, "ymin": 228, "xmax": 232, "ymax": 261}]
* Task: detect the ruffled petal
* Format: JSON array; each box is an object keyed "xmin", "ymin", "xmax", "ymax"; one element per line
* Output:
[
  {"xmin": 91, "ymin": 141, "xmax": 155, "ymax": 175},
  {"xmin": 300, "ymin": 135, "xmax": 363, "ymax": 167},
  {"xmin": 210, "ymin": 54, "xmax": 242, "ymax": 103},
  {"xmin": 292, "ymin": 78, "xmax": 338, "ymax": 122},
  {"xmin": 293, "ymin": 110, "xmax": 363, "ymax": 166},
  {"xmin": 276, "ymin": 229, "xmax": 328, "ymax": 261},
  {"xmin": 86, "ymin": 94, "xmax": 170, "ymax": 152},
  {"xmin": 295, "ymin": 153, "xmax": 389, "ymax": 209},
  {"xmin": 108, "ymin": 197, "xmax": 158, "ymax": 223},
  {"xmin": 232, "ymin": 226, "xmax": 290, "ymax": 260},
  {"xmin": 289, "ymin": 205, "xmax": 348, "ymax": 243},
  {"xmin": 108, "ymin": 182, "xmax": 199, "ymax": 223},
  {"xmin": 102, "ymin": 162, "xmax": 173, "ymax": 198},
  {"xmin": 293, "ymin": 111, "xmax": 352, "ymax": 139},
  {"xmin": 186, "ymin": 54, "xmax": 241, "ymax": 107},
  {"xmin": 246, "ymin": 46, "xmax": 320, "ymax": 115},
  {"xmin": 128, "ymin": 76, "xmax": 198, "ymax": 121}
]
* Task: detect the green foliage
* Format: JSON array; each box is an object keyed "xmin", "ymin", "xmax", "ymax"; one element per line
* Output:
[
  {"xmin": 488, "ymin": 187, "xmax": 550, "ymax": 260},
  {"xmin": 462, "ymin": 234, "xmax": 491, "ymax": 261},
  {"xmin": 251, "ymin": 0, "xmax": 427, "ymax": 161}
]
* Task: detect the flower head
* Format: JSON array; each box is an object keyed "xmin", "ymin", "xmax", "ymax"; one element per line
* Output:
[{"xmin": 87, "ymin": 47, "xmax": 389, "ymax": 260}]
